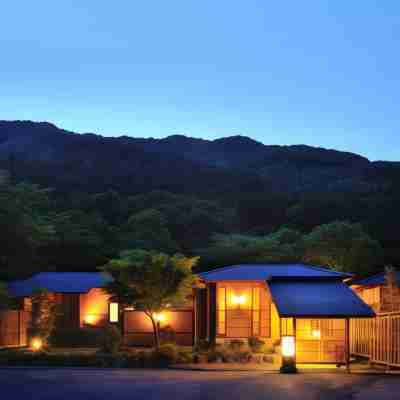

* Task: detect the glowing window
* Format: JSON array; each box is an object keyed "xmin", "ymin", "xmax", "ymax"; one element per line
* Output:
[
  {"xmin": 109, "ymin": 302, "xmax": 119, "ymax": 323},
  {"xmin": 217, "ymin": 287, "xmax": 226, "ymax": 335}
]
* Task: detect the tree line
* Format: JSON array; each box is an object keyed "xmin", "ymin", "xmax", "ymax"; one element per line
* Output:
[{"xmin": 0, "ymin": 179, "xmax": 389, "ymax": 282}]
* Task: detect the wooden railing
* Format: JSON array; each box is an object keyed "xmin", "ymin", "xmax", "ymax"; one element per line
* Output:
[{"xmin": 350, "ymin": 312, "xmax": 400, "ymax": 368}]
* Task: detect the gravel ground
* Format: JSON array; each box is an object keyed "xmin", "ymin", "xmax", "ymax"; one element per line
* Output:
[{"xmin": 1, "ymin": 368, "xmax": 399, "ymax": 400}]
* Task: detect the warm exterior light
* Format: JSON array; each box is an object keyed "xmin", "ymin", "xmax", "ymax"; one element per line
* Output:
[
  {"xmin": 31, "ymin": 338, "xmax": 43, "ymax": 351},
  {"xmin": 84, "ymin": 314, "xmax": 97, "ymax": 325},
  {"xmin": 231, "ymin": 294, "xmax": 246, "ymax": 305},
  {"xmin": 281, "ymin": 335, "xmax": 297, "ymax": 373},
  {"xmin": 281, "ymin": 335, "xmax": 295, "ymax": 357},
  {"xmin": 312, "ymin": 329, "xmax": 321, "ymax": 339},
  {"xmin": 153, "ymin": 312, "xmax": 166, "ymax": 323},
  {"xmin": 109, "ymin": 302, "xmax": 119, "ymax": 323}
]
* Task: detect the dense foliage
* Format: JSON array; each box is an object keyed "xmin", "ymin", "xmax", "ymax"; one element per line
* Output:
[
  {"xmin": 1, "ymin": 121, "xmax": 399, "ymax": 281},
  {"xmin": 102, "ymin": 249, "xmax": 198, "ymax": 348}
]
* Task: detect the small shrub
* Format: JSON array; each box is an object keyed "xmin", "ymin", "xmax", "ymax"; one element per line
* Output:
[
  {"xmin": 50, "ymin": 327, "xmax": 103, "ymax": 347},
  {"xmin": 124, "ymin": 351, "xmax": 141, "ymax": 368},
  {"xmin": 193, "ymin": 339, "xmax": 212, "ymax": 353},
  {"xmin": 228, "ymin": 340, "xmax": 246, "ymax": 351},
  {"xmin": 151, "ymin": 343, "xmax": 179, "ymax": 367},
  {"xmin": 177, "ymin": 349, "xmax": 193, "ymax": 364},
  {"xmin": 263, "ymin": 344, "xmax": 275, "ymax": 354},
  {"xmin": 193, "ymin": 353, "xmax": 208, "ymax": 363},
  {"xmin": 205, "ymin": 343, "xmax": 252, "ymax": 363},
  {"xmin": 248, "ymin": 337, "xmax": 266, "ymax": 353},
  {"xmin": 100, "ymin": 324, "xmax": 122, "ymax": 354},
  {"xmin": 160, "ymin": 325, "xmax": 177, "ymax": 345}
]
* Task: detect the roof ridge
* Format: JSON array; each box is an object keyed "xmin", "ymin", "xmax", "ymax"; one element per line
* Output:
[
  {"xmin": 301, "ymin": 264, "xmax": 351, "ymax": 277},
  {"xmin": 198, "ymin": 263, "xmax": 349, "ymax": 278},
  {"xmin": 199, "ymin": 264, "xmax": 243, "ymax": 275}
]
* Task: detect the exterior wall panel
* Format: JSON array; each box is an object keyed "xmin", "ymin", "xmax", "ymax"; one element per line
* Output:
[
  {"xmin": 79, "ymin": 288, "xmax": 110, "ymax": 327},
  {"xmin": 123, "ymin": 308, "xmax": 194, "ymax": 347}
]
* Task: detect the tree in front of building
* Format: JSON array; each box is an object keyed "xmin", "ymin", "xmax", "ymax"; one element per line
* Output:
[
  {"xmin": 28, "ymin": 289, "xmax": 58, "ymax": 350},
  {"xmin": 102, "ymin": 249, "xmax": 198, "ymax": 349}
]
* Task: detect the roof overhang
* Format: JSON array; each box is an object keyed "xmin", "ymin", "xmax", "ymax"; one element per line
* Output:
[{"xmin": 268, "ymin": 279, "xmax": 375, "ymax": 318}]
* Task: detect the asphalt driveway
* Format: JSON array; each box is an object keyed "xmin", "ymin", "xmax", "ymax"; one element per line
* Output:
[{"xmin": 0, "ymin": 368, "xmax": 399, "ymax": 400}]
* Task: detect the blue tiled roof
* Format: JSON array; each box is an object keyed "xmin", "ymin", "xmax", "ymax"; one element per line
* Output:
[
  {"xmin": 352, "ymin": 270, "xmax": 400, "ymax": 287},
  {"xmin": 7, "ymin": 272, "xmax": 112, "ymax": 297},
  {"xmin": 269, "ymin": 280, "xmax": 375, "ymax": 318},
  {"xmin": 198, "ymin": 263, "xmax": 350, "ymax": 282}
]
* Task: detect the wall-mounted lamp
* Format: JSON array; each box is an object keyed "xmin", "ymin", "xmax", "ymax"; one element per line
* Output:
[
  {"xmin": 231, "ymin": 294, "xmax": 247, "ymax": 306},
  {"xmin": 312, "ymin": 329, "xmax": 321, "ymax": 339},
  {"xmin": 153, "ymin": 312, "xmax": 166, "ymax": 323},
  {"xmin": 84, "ymin": 314, "xmax": 97, "ymax": 325}
]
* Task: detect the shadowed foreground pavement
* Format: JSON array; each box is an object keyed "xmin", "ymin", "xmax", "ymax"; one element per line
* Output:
[{"xmin": 1, "ymin": 368, "xmax": 399, "ymax": 400}]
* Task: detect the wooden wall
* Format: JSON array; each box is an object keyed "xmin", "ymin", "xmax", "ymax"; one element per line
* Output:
[
  {"xmin": 350, "ymin": 312, "xmax": 400, "ymax": 368},
  {"xmin": 123, "ymin": 309, "xmax": 194, "ymax": 347},
  {"xmin": 79, "ymin": 288, "xmax": 110, "ymax": 328},
  {"xmin": 354, "ymin": 285, "xmax": 400, "ymax": 313},
  {"xmin": 0, "ymin": 310, "xmax": 31, "ymax": 348}
]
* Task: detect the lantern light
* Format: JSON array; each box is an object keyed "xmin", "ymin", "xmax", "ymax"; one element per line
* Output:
[
  {"xmin": 153, "ymin": 312, "xmax": 166, "ymax": 323},
  {"xmin": 280, "ymin": 335, "xmax": 297, "ymax": 373},
  {"xmin": 231, "ymin": 294, "xmax": 246, "ymax": 306},
  {"xmin": 109, "ymin": 302, "xmax": 119, "ymax": 323},
  {"xmin": 312, "ymin": 329, "xmax": 321, "ymax": 339},
  {"xmin": 31, "ymin": 338, "xmax": 43, "ymax": 351},
  {"xmin": 84, "ymin": 314, "xmax": 97, "ymax": 325},
  {"xmin": 281, "ymin": 335, "xmax": 295, "ymax": 357}
]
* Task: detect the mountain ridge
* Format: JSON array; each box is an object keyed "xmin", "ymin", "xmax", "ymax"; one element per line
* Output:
[{"xmin": 0, "ymin": 120, "xmax": 395, "ymax": 196}]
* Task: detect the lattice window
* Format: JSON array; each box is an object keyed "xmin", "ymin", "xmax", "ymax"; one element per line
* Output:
[{"xmin": 216, "ymin": 284, "xmax": 270, "ymax": 338}]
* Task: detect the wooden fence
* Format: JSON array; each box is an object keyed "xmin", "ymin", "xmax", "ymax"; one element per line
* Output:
[
  {"xmin": 350, "ymin": 312, "xmax": 400, "ymax": 368},
  {"xmin": 0, "ymin": 310, "xmax": 31, "ymax": 348}
]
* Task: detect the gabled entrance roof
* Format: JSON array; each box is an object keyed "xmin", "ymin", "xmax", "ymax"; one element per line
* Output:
[{"xmin": 269, "ymin": 280, "xmax": 375, "ymax": 318}]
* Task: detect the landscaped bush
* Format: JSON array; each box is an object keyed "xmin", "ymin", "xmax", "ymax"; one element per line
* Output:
[
  {"xmin": 228, "ymin": 339, "xmax": 247, "ymax": 351},
  {"xmin": 193, "ymin": 339, "xmax": 212, "ymax": 353},
  {"xmin": 176, "ymin": 348, "xmax": 194, "ymax": 364},
  {"xmin": 248, "ymin": 337, "xmax": 265, "ymax": 353},
  {"xmin": 204, "ymin": 343, "xmax": 251, "ymax": 363},
  {"xmin": 50, "ymin": 327, "xmax": 103, "ymax": 347},
  {"xmin": 100, "ymin": 324, "xmax": 122, "ymax": 354},
  {"xmin": 159, "ymin": 326, "xmax": 177, "ymax": 345},
  {"xmin": 0, "ymin": 345, "xmax": 192, "ymax": 368},
  {"xmin": 151, "ymin": 343, "xmax": 179, "ymax": 367}
]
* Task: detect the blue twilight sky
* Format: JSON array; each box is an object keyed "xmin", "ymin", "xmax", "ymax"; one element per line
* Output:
[{"xmin": 1, "ymin": 1, "xmax": 399, "ymax": 161}]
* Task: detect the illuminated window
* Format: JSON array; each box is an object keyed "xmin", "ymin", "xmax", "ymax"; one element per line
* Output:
[
  {"xmin": 217, "ymin": 287, "xmax": 226, "ymax": 335},
  {"xmin": 109, "ymin": 302, "xmax": 119, "ymax": 323},
  {"xmin": 252, "ymin": 287, "xmax": 260, "ymax": 336}
]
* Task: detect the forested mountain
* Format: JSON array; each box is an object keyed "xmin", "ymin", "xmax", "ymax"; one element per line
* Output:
[
  {"xmin": 0, "ymin": 120, "xmax": 391, "ymax": 195},
  {"xmin": 0, "ymin": 120, "xmax": 400, "ymax": 280}
]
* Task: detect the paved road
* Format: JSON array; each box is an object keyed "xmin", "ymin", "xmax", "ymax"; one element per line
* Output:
[{"xmin": 0, "ymin": 368, "xmax": 399, "ymax": 400}]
